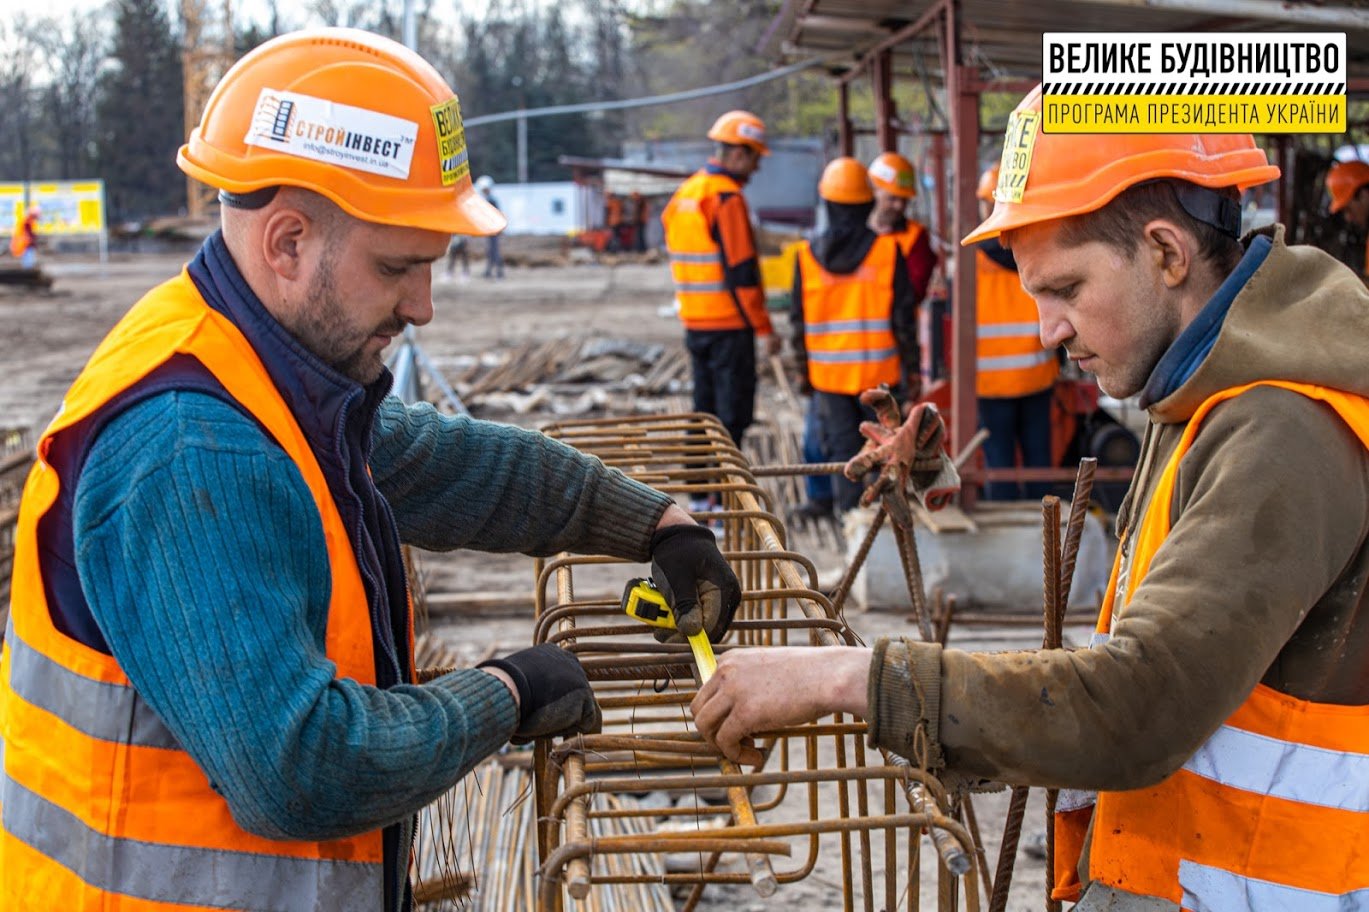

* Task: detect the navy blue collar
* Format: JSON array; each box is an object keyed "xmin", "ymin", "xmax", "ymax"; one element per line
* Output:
[
  {"xmin": 1139, "ymin": 234, "xmax": 1272, "ymax": 408},
  {"xmin": 186, "ymin": 231, "xmax": 393, "ymax": 459},
  {"xmin": 704, "ymin": 158, "xmax": 743, "ymax": 184}
]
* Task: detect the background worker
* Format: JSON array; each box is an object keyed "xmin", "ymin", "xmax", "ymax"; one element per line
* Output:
[
  {"xmin": 790, "ymin": 157, "xmax": 918, "ymax": 515},
  {"xmin": 9, "ymin": 203, "xmax": 40, "ymax": 268},
  {"xmin": 604, "ymin": 190, "xmax": 625, "ymax": 251},
  {"xmin": 0, "ymin": 29, "xmax": 741, "ymax": 912},
  {"xmin": 631, "ymin": 189, "xmax": 649, "ymax": 252},
  {"xmin": 867, "ymin": 151, "xmax": 938, "ymax": 366},
  {"xmin": 972, "ymin": 164, "xmax": 1059, "ymax": 501},
  {"xmin": 475, "ymin": 174, "xmax": 505, "ymax": 278},
  {"xmin": 443, "ymin": 234, "xmax": 471, "ymax": 280},
  {"xmin": 1318, "ymin": 159, "xmax": 1369, "ymax": 279},
  {"xmin": 662, "ymin": 110, "xmax": 779, "ymax": 464},
  {"xmin": 695, "ymin": 84, "xmax": 1369, "ymax": 912}
]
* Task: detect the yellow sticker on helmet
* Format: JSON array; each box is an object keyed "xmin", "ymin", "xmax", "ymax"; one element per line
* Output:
[
  {"xmin": 430, "ymin": 97, "xmax": 470, "ymax": 187},
  {"xmin": 995, "ymin": 110, "xmax": 1039, "ymax": 203}
]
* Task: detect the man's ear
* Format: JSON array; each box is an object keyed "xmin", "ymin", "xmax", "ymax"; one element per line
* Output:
[
  {"xmin": 260, "ymin": 207, "xmax": 311, "ymax": 281},
  {"xmin": 1143, "ymin": 219, "xmax": 1192, "ymax": 290}
]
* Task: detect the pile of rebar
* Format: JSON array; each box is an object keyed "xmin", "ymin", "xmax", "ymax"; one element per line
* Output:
[
  {"xmin": 0, "ymin": 427, "xmax": 34, "ymax": 617},
  {"xmin": 528, "ymin": 412, "xmax": 978, "ymax": 912}
]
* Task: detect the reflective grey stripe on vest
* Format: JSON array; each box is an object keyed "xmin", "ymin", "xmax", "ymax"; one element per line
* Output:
[
  {"xmin": 977, "ymin": 350, "xmax": 1055, "ymax": 372},
  {"xmin": 806, "ymin": 318, "xmax": 891, "ymax": 335},
  {"xmin": 670, "ymin": 251, "xmax": 721, "ymax": 265},
  {"xmin": 978, "ymin": 321, "xmax": 1040, "ymax": 339},
  {"xmin": 809, "ymin": 347, "xmax": 898, "ymax": 364},
  {"xmin": 1180, "ymin": 859, "xmax": 1369, "ymax": 912},
  {"xmin": 674, "ymin": 280, "xmax": 728, "ymax": 293},
  {"xmin": 6, "ymin": 632, "xmax": 179, "ymax": 750},
  {"xmin": 1182, "ymin": 723, "xmax": 1369, "ymax": 812},
  {"xmin": 1, "ymin": 773, "xmax": 381, "ymax": 910}
]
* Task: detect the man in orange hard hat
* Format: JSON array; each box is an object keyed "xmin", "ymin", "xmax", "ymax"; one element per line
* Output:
[
  {"xmin": 790, "ymin": 156, "xmax": 919, "ymax": 515},
  {"xmin": 1318, "ymin": 159, "xmax": 1369, "ymax": 279},
  {"xmin": 971, "ymin": 163, "xmax": 1059, "ymax": 500},
  {"xmin": 0, "ymin": 29, "xmax": 741, "ymax": 911},
  {"xmin": 692, "ymin": 84, "xmax": 1369, "ymax": 912},
  {"xmin": 662, "ymin": 110, "xmax": 780, "ymax": 476},
  {"xmin": 867, "ymin": 151, "xmax": 938, "ymax": 364}
]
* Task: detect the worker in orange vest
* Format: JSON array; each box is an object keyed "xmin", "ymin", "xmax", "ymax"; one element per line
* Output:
[
  {"xmin": 630, "ymin": 189, "xmax": 649, "ymax": 252},
  {"xmin": 693, "ymin": 84, "xmax": 1369, "ymax": 912},
  {"xmin": 790, "ymin": 157, "xmax": 919, "ymax": 514},
  {"xmin": 1319, "ymin": 160, "xmax": 1368, "ymax": 279},
  {"xmin": 604, "ymin": 190, "xmax": 625, "ymax": 251},
  {"xmin": 661, "ymin": 110, "xmax": 779, "ymax": 461},
  {"xmin": 9, "ymin": 203, "xmax": 40, "ymax": 268},
  {"xmin": 973, "ymin": 164, "xmax": 1059, "ymax": 500},
  {"xmin": 0, "ymin": 29, "xmax": 741, "ymax": 910},
  {"xmin": 867, "ymin": 151, "xmax": 938, "ymax": 361}
]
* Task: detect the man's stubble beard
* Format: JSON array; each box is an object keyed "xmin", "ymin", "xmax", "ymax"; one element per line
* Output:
[{"xmin": 290, "ymin": 252, "xmax": 391, "ymax": 385}]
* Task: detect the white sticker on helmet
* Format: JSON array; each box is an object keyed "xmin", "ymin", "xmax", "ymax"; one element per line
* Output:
[
  {"xmin": 244, "ymin": 88, "xmax": 419, "ymax": 180},
  {"xmin": 737, "ymin": 122, "xmax": 766, "ymax": 143}
]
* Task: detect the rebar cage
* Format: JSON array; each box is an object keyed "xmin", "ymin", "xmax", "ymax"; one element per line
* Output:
[{"xmin": 531, "ymin": 412, "xmax": 978, "ymax": 912}]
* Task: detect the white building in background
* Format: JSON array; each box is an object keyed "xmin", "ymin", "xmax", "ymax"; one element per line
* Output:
[{"xmin": 483, "ymin": 182, "xmax": 592, "ymax": 236}]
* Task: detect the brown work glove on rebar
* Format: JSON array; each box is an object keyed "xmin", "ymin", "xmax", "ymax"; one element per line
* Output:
[
  {"xmin": 649, "ymin": 524, "xmax": 742, "ymax": 643},
  {"xmin": 845, "ymin": 393, "xmax": 958, "ymax": 512},
  {"xmin": 479, "ymin": 644, "xmax": 602, "ymax": 745}
]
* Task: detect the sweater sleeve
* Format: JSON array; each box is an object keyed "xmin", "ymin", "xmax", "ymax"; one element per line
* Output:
[
  {"xmin": 713, "ymin": 193, "xmax": 773, "ymax": 335},
  {"xmin": 370, "ymin": 397, "xmax": 672, "ymax": 560},
  {"xmin": 868, "ymin": 387, "xmax": 1369, "ymax": 789},
  {"xmin": 903, "ymin": 228, "xmax": 937, "ymax": 305},
  {"xmin": 74, "ymin": 392, "xmax": 519, "ymax": 841}
]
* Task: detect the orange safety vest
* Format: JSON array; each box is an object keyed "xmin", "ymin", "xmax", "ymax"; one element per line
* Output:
[
  {"xmin": 884, "ymin": 220, "xmax": 924, "ymax": 259},
  {"xmin": 662, "ymin": 169, "xmax": 752, "ymax": 332},
  {"xmin": 1052, "ymin": 380, "xmax": 1369, "ymax": 910},
  {"xmin": 8, "ymin": 215, "xmax": 34, "ymax": 258},
  {"xmin": 0, "ymin": 271, "xmax": 390, "ymax": 909},
  {"xmin": 975, "ymin": 250, "xmax": 1056, "ymax": 398},
  {"xmin": 799, "ymin": 235, "xmax": 902, "ymax": 395}
]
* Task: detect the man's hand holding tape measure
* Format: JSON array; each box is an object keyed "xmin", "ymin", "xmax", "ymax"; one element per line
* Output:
[{"xmin": 645, "ymin": 521, "xmax": 743, "ymax": 643}]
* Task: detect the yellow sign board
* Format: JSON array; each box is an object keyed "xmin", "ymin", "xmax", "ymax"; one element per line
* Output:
[{"xmin": 0, "ymin": 180, "xmax": 107, "ymax": 236}]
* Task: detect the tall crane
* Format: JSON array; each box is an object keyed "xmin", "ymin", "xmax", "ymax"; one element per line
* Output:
[{"xmin": 181, "ymin": 0, "xmax": 235, "ymax": 219}]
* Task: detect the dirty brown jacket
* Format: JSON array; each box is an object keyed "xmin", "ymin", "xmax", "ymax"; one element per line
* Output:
[{"xmin": 868, "ymin": 226, "xmax": 1369, "ymax": 798}]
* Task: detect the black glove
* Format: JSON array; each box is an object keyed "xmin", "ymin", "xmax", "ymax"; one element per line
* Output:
[
  {"xmin": 649, "ymin": 523, "xmax": 742, "ymax": 642},
  {"xmin": 478, "ymin": 644, "xmax": 601, "ymax": 744}
]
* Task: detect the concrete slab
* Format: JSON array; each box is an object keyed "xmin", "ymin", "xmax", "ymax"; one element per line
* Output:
[{"xmin": 846, "ymin": 502, "xmax": 1115, "ymax": 612}]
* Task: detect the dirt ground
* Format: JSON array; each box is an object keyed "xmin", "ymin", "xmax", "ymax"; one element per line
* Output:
[{"xmin": 1, "ymin": 250, "xmax": 1053, "ymax": 911}]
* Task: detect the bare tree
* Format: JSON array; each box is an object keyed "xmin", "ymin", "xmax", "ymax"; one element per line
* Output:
[{"xmin": 33, "ymin": 11, "xmax": 111, "ymax": 179}]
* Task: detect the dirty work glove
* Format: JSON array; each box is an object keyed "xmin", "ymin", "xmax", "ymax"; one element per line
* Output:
[
  {"xmin": 649, "ymin": 524, "xmax": 742, "ymax": 643},
  {"xmin": 478, "ymin": 644, "xmax": 602, "ymax": 744}
]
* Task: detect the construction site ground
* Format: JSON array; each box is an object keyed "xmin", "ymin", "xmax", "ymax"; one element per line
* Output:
[{"xmin": 1, "ymin": 249, "xmax": 1053, "ymax": 911}]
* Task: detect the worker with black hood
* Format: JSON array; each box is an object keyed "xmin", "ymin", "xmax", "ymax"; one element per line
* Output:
[{"xmin": 790, "ymin": 157, "xmax": 919, "ymax": 513}]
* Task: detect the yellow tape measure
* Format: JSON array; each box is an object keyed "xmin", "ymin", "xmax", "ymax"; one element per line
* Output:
[{"xmin": 621, "ymin": 578, "xmax": 717, "ymax": 681}]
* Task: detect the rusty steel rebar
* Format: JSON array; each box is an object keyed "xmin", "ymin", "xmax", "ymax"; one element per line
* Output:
[{"xmin": 524, "ymin": 412, "xmax": 977, "ymax": 911}]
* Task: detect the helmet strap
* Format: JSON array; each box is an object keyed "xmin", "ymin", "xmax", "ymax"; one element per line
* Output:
[
  {"xmin": 218, "ymin": 187, "xmax": 281, "ymax": 210},
  {"xmin": 1164, "ymin": 182, "xmax": 1242, "ymax": 240}
]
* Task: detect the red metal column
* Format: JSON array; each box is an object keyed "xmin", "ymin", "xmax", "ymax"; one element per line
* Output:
[
  {"xmin": 946, "ymin": 0, "xmax": 980, "ymax": 476},
  {"xmin": 838, "ymin": 80, "xmax": 853, "ymax": 156},
  {"xmin": 873, "ymin": 50, "xmax": 895, "ymax": 151},
  {"xmin": 931, "ymin": 133, "xmax": 947, "ymax": 249}
]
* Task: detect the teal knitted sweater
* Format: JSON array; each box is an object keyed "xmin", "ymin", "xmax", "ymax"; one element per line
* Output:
[{"xmin": 73, "ymin": 393, "xmax": 670, "ymax": 840}]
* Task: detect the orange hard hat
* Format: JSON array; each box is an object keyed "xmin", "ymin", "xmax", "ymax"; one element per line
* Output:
[
  {"xmin": 1326, "ymin": 160, "xmax": 1369, "ymax": 214},
  {"xmin": 707, "ymin": 111, "xmax": 770, "ymax": 156},
  {"xmin": 868, "ymin": 151, "xmax": 917, "ymax": 198},
  {"xmin": 963, "ymin": 85, "xmax": 1279, "ymax": 246},
  {"xmin": 178, "ymin": 27, "xmax": 504, "ymax": 236},
  {"xmin": 976, "ymin": 165, "xmax": 999, "ymax": 202},
  {"xmin": 818, "ymin": 157, "xmax": 874, "ymax": 205}
]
